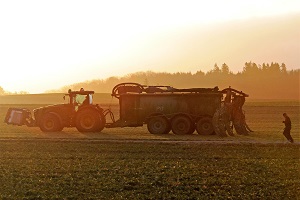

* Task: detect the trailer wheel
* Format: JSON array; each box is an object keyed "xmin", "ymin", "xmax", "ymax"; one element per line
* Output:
[
  {"xmin": 76, "ymin": 110, "xmax": 104, "ymax": 132},
  {"xmin": 147, "ymin": 116, "xmax": 170, "ymax": 134},
  {"xmin": 171, "ymin": 115, "xmax": 192, "ymax": 135},
  {"xmin": 39, "ymin": 113, "xmax": 62, "ymax": 132},
  {"xmin": 196, "ymin": 117, "xmax": 214, "ymax": 135}
]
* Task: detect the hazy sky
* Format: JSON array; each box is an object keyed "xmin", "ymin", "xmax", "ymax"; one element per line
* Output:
[{"xmin": 0, "ymin": 0, "xmax": 299, "ymax": 93}]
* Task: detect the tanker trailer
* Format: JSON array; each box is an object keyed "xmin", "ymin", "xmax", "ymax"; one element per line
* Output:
[{"xmin": 107, "ymin": 83, "xmax": 251, "ymax": 136}]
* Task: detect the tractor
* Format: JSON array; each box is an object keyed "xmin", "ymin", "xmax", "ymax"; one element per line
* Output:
[{"xmin": 5, "ymin": 89, "xmax": 106, "ymax": 132}]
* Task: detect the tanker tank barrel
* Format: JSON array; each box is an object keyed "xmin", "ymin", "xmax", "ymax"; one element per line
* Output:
[{"xmin": 109, "ymin": 82, "xmax": 252, "ymax": 136}]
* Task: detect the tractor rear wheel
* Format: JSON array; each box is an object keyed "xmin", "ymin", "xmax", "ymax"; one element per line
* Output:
[
  {"xmin": 39, "ymin": 113, "xmax": 62, "ymax": 132},
  {"xmin": 76, "ymin": 110, "xmax": 105, "ymax": 132},
  {"xmin": 171, "ymin": 115, "xmax": 192, "ymax": 135},
  {"xmin": 196, "ymin": 117, "xmax": 214, "ymax": 135},
  {"xmin": 147, "ymin": 116, "xmax": 170, "ymax": 134}
]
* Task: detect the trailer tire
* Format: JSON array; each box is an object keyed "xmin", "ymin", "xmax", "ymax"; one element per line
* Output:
[
  {"xmin": 39, "ymin": 113, "xmax": 62, "ymax": 132},
  {"xmin": 147, "ymin": 116, "xmax": 170, "ymax": 134},
  {"xmin": 171, "ymin": 115, "xmax": 193, "ymax": 135},
  {"xmin": 76, "ymin": 110, "xmax": 104, "ymax": 132},
  {"xmin": 196, "ymin": 117, "xmax": 214, "ymax": 135}
]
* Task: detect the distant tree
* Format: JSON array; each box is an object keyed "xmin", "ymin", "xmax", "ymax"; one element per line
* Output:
[
  {"xmin": 144, "ymin": 78, "xmax": 149, "ymax": 86},
  {"xmin": 280, "ymin": 63, "xmax": 287, "ymax": 74},
  {"xmin": 270, "ymin": 62, "xmax": 281, "ymax": 73},
  {"xmin": 0, "ymin": 86, "xmax": 5, "ymax": 95},
  {"xmin": 213, "ymin": 63, "xmax": 221, "ymax": 73},
  {"xmin": 195, "ymin": 70, "xmax": 205, "ymax": 76},
  {"xmin": 243, "ymin": 61, "xmax": 260, "ymax": 75},
  {"xmin": 18, "ymin": 91, "xmax": 29, "ymax": 95},
  {"xmin": 262, "ymin": 63, "xmax": 270, "ymax": 72},
  {"xmin": 262, "ymin": 63, "xmax": 268, "ymax": 71},
  {"xmin": 207, "ymin": 63, "xmax": 221, "ymax": 75},
  {"xmin": 106, "ymin": 76, "xmax": 120, "ymax": 84},
  {"xmin": 289, "ymin": 69, "xmax": 300, "ymax": 75},
  {"xmin": 221, "ymin": 63, "xmax": 230, "ymax": 74}
]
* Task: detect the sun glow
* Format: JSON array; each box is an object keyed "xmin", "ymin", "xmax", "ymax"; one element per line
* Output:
[{"xmin": 0, "ymin": 0, "xmax": 299, "ymax": 93}]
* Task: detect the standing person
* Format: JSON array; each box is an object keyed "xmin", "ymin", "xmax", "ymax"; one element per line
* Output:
[{"xmin": 282, "ymin": 113, "xmax": 294, "ymax": 143}]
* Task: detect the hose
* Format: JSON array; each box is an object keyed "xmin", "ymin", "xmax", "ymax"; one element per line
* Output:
[{"xmin": 103, "ymin": 109, "xmax": 116, "ymax": 123}]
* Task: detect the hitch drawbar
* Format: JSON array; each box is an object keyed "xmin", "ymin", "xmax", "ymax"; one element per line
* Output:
[{"xmin": 4, "ymin": 108, "xmax": 34, "ymax": 126}]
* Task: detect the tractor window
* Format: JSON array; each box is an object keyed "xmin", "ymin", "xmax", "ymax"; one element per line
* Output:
[
  {"xmin": 89, "ymin": 94, "xmax": 93, "ymax": 104},
  {"xmin": 75, "ymin": 94, "xmax": 86, "ymax": 105}
]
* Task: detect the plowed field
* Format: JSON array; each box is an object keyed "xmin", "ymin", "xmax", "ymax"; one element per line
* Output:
[{"xmin": 0, "ymin": 99, "xmax": 299, "ymax": 199}]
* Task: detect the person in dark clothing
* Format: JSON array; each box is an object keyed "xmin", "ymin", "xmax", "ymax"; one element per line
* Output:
[{"xmin": 282, "ymin": 113, "xmax": 294, "ymax": 143}]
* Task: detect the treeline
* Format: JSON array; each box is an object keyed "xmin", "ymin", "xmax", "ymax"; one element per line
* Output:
[
  {"xmin": 55, "ymin": 62, "xmax": 299, "ymax": 99},
  {"xmin": 0, "ymin": 87, "xmax": 29, "ymax": 95}
]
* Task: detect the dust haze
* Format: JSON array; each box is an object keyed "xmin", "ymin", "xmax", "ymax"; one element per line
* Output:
[{"xmin": 52, "ymin": 13, "xmax": 300, "ymax": 100}]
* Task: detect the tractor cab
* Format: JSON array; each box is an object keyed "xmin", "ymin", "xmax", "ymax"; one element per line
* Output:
[{"xmin": 64, "ymin": 89, "xmax": 94, "ymax": 107}]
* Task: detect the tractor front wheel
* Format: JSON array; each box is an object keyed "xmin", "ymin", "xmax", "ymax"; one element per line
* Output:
[{"xmin": 39, "ymin": 113, "xmax": 62, "ymax": 132}]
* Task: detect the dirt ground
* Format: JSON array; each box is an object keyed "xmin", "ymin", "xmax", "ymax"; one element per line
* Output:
[
  {"xmin": 0, "ymin": 126, "xmax": 299, "ymax": 146},
  {"xmin": 1, "ymin": 100, "xmax": 299, "ymax": 145}
]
